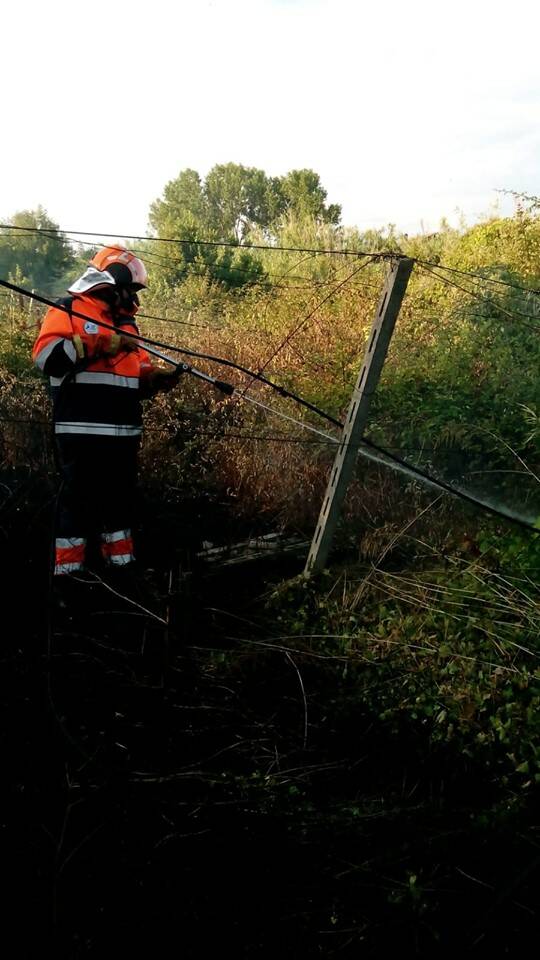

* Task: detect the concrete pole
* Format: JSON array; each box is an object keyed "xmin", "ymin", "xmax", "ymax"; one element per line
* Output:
[{"xmin": 305, "ymin": 257, "xmax": 413, "ymax": 575}]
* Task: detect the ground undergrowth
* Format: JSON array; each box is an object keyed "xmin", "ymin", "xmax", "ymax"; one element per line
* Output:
[{"xmin": 1, "ymin": 479, "xmax": 539, "ymax": 958}]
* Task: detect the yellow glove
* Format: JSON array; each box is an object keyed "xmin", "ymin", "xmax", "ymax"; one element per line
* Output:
[{"xmin": 102, "ymin": 333, "xmax": 139, "ymax": 356}]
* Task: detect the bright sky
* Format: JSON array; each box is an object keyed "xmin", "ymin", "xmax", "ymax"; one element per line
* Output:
[{"xmin": 2, "ymin": 0, "xmax": 540, "ymax": 239}]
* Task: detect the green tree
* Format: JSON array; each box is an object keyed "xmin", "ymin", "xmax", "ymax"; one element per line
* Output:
[
  {"xmin": 148, "ymin": 163, "xmax": 342, "ymax": 289},
  {"xmin": 277, "ymin": 169, "xmax": 341, "ymax": 225},
  {"xmin": 149, "ymin": 164, "xmax": 271, "ymax": 287},
  {"xmin": 150, "ymin": 163, "xmax": 277, "ymax": 244},
  {"xmin": 204, "ymin": 163, "xmax": 277, "ymax": 242},
  {"xmin": 149, "ymin": 169, "xmax": 207, "ymax": 238},
  {"xmin": 0, "ymin": 207, "xmax": 75, "ymax": 295}
]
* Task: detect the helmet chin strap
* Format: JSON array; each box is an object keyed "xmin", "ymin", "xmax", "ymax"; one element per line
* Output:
[
  {"xmin": 117, "ymin": 291, "xmax": 140, "ymax": 317},
  {"xmin": 119, "ymin": 287, "xmax": 139, "ymax": 308},
  {"xmin": 94, "ymin": 285, "xmax": 139, "ymax": 317}
]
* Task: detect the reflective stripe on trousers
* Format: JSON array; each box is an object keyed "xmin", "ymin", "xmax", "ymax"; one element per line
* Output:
[
  {"xmin": 100, "ymin": 529, "xmax": 135, "ymax": 566},
  {"xmin": 55, "ymin": 537, "xmax": 86, "ymax": 576}
]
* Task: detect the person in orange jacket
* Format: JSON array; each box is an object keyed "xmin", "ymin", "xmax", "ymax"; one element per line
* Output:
[{"xmin": 33, "ymin": 245, "xmax": 181, "ymax": 588}]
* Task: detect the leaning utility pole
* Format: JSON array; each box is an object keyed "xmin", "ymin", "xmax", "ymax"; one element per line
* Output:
[{"xmin": 305, "ymin": 257, "xmax": 413, "ymax": 575}]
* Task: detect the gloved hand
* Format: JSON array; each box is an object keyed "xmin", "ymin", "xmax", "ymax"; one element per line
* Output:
[
  {"xmin": 81, "ymin": 331, "xmax": 139, "ymax": 359},
  {"xmin": 150, "ymin": 365, "xmax": 185, "ymax": 393},
  {"xmin": 103, "ymin": 332, "xmax": 139, "ymax": 355},
  {"xmin": 116, "ymin": 333, "xmax": 139, "ymax": 353}
]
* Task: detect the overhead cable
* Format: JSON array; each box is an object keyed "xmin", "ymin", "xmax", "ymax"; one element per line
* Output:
[
  {"xmin": 249, "ymin": 257, "xmax": 377, "ymax": 382},
  {"xmin": 0, "ymin": 222, "xmax": 383, "ymax": 260},
  {"xmin": 0, "ymin": 275, "xmax": 343, "ymax": 426},
  {"xmin": 5, "ymin": 220, "xmax": 540, "ymax": 297},
  {"xmin": 2, "ymin": 274, "xmax": 538, "ymax": 535},
  {"xmin": 418, "ymin": 264, "xmax": 540, "ymax": 333},
  {"xmin": 415, "ymin": 257, "xmax": 540, "ymax": 297}
]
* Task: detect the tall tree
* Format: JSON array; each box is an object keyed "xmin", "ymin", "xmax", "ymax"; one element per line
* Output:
[
  {"xmin": 150, "ymin": 163, "xmax": 342, "ymax": 243},
  {"xmin": 149, "ymin": 169, "xmax": 207, "ymax": 238},
  {"xmin": 204, "ymin": 163, "xmax": 276, "ymax": 242},
  {"xmin": 148, "ymin": 163, "xmax": 342, "ymax": 288},
  {"xmin": 0, "ymin": 207, "xmax": 75, "ymax": 294},
  {"xmin": 149, "ymin": 165, "xmax": 268, "ymax": 287},
  {"xmin": 278, "ymin": 169, "xmax": 341, "ymax": 225}
]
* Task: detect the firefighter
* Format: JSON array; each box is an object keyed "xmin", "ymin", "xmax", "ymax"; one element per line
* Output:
[{"xmin": 33, "ymin": 245, "xmax": 181, "ymax": 597}]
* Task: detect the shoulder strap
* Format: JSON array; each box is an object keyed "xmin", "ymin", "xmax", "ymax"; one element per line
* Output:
[{"xmin": 55, "ymin": 294, "xmax": 75, "ymax": 321}]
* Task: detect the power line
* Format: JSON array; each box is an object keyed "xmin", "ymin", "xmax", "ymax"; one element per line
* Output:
[
  {"xmin": 417, "ymin": 264, "xmax": 540, "ymax": 334},
  {"xmin": 0, "ymin": 275, "xmax": 344, "ymax": 427},
  {"xmin": 240, "ymin": 394, "xmax": 338, "ymax": 442},
  {"xmin": 122, "ymin": 244, "xmax": 340, "ymax": 290},
  {"xmin": 1, "ymin": 224, "xmax": 380, "ymax": 292},
  {"xmin": 5, "ymin": 220, "xmax": 540, "ymax": 298},
  {"xmin": 3, "ymin": 274, "xmax": 539, "ymax": 535},
  {"xmin": 359, "ymin": 436, "xmax": 538, "ymax": 533},
  {"xmin": 24, "ymin": 218, "xmax": 534, "ymax": 344},
  {"xmin": 233, "ymin": 253, "xmax": 383, "ymax": 380},
  {"xmin": 414, "ymin": 257, "xmax": 540, "ymax": 297},
  {"xmin": 0, "ymin": 256, "xmax": 382, "ymax": 411},
  {"xmin": 2, "ymin": 416, "xmax": 532, "ymax": 459},
  {"xmin": 99, "ymin": 238, "xmax": 363, "ymax": 289},
  {"xmin": 137, "ymin": 311, "xmax": 222, "ymax": 330},
  {"xmin": 250, "ymin": 257, "xmax": 377, "ymax": 384},
  {"xmin": 1, "ymin": 405, "xmax": 537, "ymax": 533},
  {"xmin": 419, "ymin": 263, "xmax": 540, "ymax": 326},
  {"xmin": 0, "ymin": 222, "xmax": 383, "ymax": 260}
]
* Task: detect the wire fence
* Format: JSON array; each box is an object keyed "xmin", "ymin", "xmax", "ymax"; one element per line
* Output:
[{"xmin": 1, "ymin": 229, "xmax": 539, "ymax": 539}]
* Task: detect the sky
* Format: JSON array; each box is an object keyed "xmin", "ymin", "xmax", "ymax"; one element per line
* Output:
[{"xmin": 2, "ymin": 0, "xmax": 540, "ymax": 240}]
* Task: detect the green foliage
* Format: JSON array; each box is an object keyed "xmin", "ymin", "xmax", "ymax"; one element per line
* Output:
[
  {"xmin": 2, "ymin": 188, "xmax": 539, "ymax": 532},
  {"xmin": 269, "ymin": 541, "xmax": 540, "ymax": 795},
  {"xmin": 147, "ymin": 162, "xmax": 341, "ymax": 289},
  {"xmin": 129, "ymin": 198, "xmax": 540, "ymax": 529},
  {"xmin": 0, "ymin": 207, "xmax": 75, "ymax": 295},
  {"xmin": 277, "ymin": 169, "xmax": 341, "ymax": 225},
  {"xmin": 3, "ymin": 186, "xmax": 540, "ymax": 952},
  {"xmin": 447, "ymin": 213, "xmax": 540, "ymax": 283}
]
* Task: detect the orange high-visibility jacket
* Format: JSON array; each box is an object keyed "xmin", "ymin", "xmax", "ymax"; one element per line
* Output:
[{"xmin": 33, "ymin": 294, "xmax": 154, "ymax": 437}]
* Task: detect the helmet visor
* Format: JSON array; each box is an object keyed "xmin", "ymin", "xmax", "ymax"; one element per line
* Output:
[{"xmin": 127, "ymin": 256, "xmax": 148, "ymax": 289}]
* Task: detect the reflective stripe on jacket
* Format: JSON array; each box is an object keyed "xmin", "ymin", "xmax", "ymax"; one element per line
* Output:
[{"xmin": 32, "ymin": 295, "xmax": 154, "ymax": 437}]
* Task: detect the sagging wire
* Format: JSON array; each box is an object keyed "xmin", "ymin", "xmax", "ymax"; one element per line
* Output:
[
  {"xmin": 417, "ymin": 263, "xmax": 540, "ymax": 334},
  {"xmin": 0, "ymin": 414, "xmax": 534, "ymax": 462},
  {"xmin": 190, "ymin": 380, "xmax": 540, "ymax": 536},
  {"xmin": 6, "ymin": 220, "xmax": 540, "ymax": 298},
  {"xmin": 1, "ymin": 224, "xmax": 383, "ymax": 294},
  {"xmin": 2, "ymin": 274, "xmax": 539, "ymax": 536},
  {"xmin": 248, "ymin": 256, "xmax": 379, "ymax": 385},
  {"xmin": 0, "ymin": 275, "xmax": 344, "ymax": 427},
  {"xmin": 0, "ymin": 222, "xmax": 380, "ymax": 260},
  {"xmin": 414, "ymin": 257, "xmax": 540, "ymax": 297},
  {"xmin": 359, "ymin": 437, "xmax": 539, "ymax": 533},
  {"xmin": 240, "ymin": 252, "xmax": 383, "ymax": 383},
  {"xmin": 239, "ymin": 395, "xmax": 338, "ymax": 443},
  {"xmin": 234, "ymin": 389, "xmax": 539, "ymax": 535},
  {"xmin": 86, "ymin": 237, "xmax": 363, "ymax": 291},
  {"xmin": 138, "ymin": 311, "xmax": 222, "ymax": 330}
]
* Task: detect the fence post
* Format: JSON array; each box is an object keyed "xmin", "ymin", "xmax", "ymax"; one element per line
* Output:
[{"xmin": 305, "ymin": 257, "xmax": 413, "ymax": 575}]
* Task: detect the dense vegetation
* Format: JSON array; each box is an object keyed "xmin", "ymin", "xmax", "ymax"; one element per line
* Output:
[{"xmin": 1, "ymin": 167, "xmax": 539, "ymax": 954}]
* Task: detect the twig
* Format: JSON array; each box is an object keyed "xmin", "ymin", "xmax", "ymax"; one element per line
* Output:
[
  {"xmin": 285, "ymin": 651, "xmax": 308, "ymax": 749},
  {"xmin": 82, "ymin": 570, "xmax": 168, "ymax": 625},
  {"xmin": 351, "ymin": 495, "xmax": 443, "ymax": 608}
]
